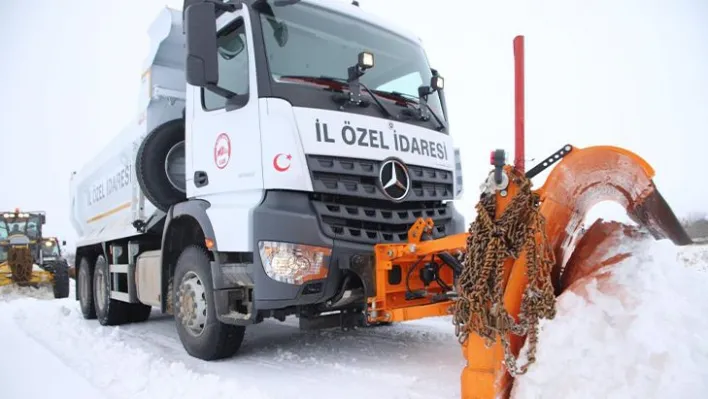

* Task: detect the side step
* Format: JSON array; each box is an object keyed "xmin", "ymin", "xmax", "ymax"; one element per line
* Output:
[{"xmin": 108, "ymin": 242, "xmax": 140, "ymax": 303}]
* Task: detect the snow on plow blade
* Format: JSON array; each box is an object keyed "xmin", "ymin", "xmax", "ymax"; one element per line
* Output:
[{"xmin": 458, "ymin": 145, "xmax": 692, "ymax": 399}]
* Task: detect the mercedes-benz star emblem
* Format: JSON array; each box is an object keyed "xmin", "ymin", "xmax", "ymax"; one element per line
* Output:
[{"xmin": 379, "ymin": 159, "xmax": 411, "ymax": 201}]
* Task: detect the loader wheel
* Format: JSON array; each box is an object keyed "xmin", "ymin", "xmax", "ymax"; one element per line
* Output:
[
  {"xmin": 51, "ymin": 260, "xmax": 70, "ymax": 299},
  {"xmin": 136, "ymin": 118, "xmax": 187, "ymax": 212},
  {"xmin": 173, "ymin": 245, "xmax": 245, "ymax": 361},
  {"xmin": 93, "ymin": 255, "xmax": 131, "ymax": 325},
  {"xmin": 77, "ymin": 257, "xmax": 96, "ymax": 319}
]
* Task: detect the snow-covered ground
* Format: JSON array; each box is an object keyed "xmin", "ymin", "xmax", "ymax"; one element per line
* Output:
[{"xmin": 2, "ymin": 238, "xmax": 708, "ymax": 399}]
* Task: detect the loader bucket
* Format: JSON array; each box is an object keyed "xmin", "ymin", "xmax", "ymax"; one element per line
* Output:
[
  {"xmin": 0, "ymin": 245, "xmax": 52, "ymax": 288},
  {"xmin": 0, "ymin": 244, "xmax": 68, "ymax": 298},
  {"xmin": 458, "ymin": 145, "xmax": 692, "ymax": 399}
]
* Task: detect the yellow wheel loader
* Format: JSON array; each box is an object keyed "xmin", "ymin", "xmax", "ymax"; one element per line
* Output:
[{"xmin": 0, "ymin": 209, "xmax": 70, "ymax": 299}]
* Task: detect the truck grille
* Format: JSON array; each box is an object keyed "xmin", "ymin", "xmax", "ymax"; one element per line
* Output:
[{"xmin": 307, "ymin": 155, "xmax": 455, "ymax": 245}]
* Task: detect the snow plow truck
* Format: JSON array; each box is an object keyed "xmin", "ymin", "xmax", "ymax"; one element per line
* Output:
[
  {"xmin": 0, "ymin": 208, "xmax": 71, "ymax": 298},
  {"xmin": 68, "ymin": 1, "xmax": 693, "ymax": 398}
]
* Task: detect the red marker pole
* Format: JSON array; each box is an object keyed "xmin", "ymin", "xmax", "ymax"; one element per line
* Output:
[{"xmin": 513, "ymin": 35, "xmax": 525, "ymax": 173}]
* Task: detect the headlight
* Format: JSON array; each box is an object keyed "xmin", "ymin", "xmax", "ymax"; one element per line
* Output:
[
  {"xmin": 44, "ymin": 241, "xmax": 53, "ymax": 247},
  {"xmin": 258, "ymin": 241, "xmax": 332, "ymax": 285}
]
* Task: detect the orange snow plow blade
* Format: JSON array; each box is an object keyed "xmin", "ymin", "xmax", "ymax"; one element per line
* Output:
[
  {"xmin": 456, "ymin": 145, "xmax": 692, "ymax": 399},
  {"xmin": 370, "ymin": 144, "xmax": 692, "ymax": 399},
  {"xmin": 366, "ymin": 35, "xmax": 691, "ymax": 399}
]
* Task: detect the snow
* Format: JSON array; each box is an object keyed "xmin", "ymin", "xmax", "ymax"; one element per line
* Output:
[
  {"xmin": 0, "ymin": 284, "xmax": 463, "ymax": 399},
  {"xmin": 512, "ymin": 238, "xmax": 708, "ymax": 399},
  {"xmin": 1, "ymin": 239, "xmax": 708, "ymax": 399}
]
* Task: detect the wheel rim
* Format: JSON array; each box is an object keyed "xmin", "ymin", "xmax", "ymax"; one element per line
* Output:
[
  {"xmin": 176, "ymin": 271, "xmax": 208, "ymax": 337},
  {"xmin": 95, "ymin": 266, "xmax": 107, "ymax": 312},
  {"xmin": 79, "ymin": 265, "xmax": 90, "ymax": 308},
  {"xmin": 165, "ymin": 141, "xmax": 186, "ymax": 193}
]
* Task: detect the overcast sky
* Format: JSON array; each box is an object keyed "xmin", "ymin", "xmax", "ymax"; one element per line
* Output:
[{"xmin": 1, "ymin": 0, "xmax": 706, "ymax": 248}]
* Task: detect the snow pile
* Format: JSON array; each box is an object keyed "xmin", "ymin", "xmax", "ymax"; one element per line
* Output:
[
  {"xmin": 676, "ymin": 244, "xmax": 708, "ymax": 272},
  {"xmin": 512, "ymin": 239, "xmax": 708, "ymax": 399},
  {"xmin": 6, "ymin": 299, "xmax": 274, "ymax": 399},
  {"xmin": 0, "ymin": 264, "xmax": 57, "ymax": 301},
  {"xmin": 0, "ymin": 283, "xmax": 54, "ymax": 301},
  {"xmin": 0, "ymin": 289, "xmax": 463, "ymax": 399}
]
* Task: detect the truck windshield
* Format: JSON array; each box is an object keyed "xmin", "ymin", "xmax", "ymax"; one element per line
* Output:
[{"xmin": 258, "ymin": 2, "xmax": 445, "ymax": 121}]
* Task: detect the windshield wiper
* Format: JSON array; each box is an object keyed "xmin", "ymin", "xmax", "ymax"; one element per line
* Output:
[
  {"xmin": 279, "ymin": 75, "xmax": 396, "ymax": 121},
  {"xmin": 379, "ymin": 90, "xmax": 446, "ymax": 131}
]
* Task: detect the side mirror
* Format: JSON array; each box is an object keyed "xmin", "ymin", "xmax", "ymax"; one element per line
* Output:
[
  {"xmin": 62, "ymin": 240, "xmax": 66, "ymax": 246},
  {"xmin": 185, "ymin": 2, "xmax": 219, "ymax": 87},
  {"xmin": 217, "ymin": 32, "xmax": 245, "ymax": 60},
  {"xmin": 274, "ymin": 21, "xmax": 289, "ymax": 47}
]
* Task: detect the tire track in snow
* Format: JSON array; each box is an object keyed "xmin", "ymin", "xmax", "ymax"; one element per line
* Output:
[
  {"xmin": 117, "ymin": 312, "xmax": 461, "ymax": 396},
  {"xmin": 11, "ymin": 300, "xmax": 274, "ymax": 399},
  {"xmin": 10, "ymin": 298, "xmax": 461, "ymax": 399}
]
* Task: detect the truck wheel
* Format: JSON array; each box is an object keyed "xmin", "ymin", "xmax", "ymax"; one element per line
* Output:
[
  {"xmin": 136, "ymin": 118, "xmax": 187, "ymax": 212},
  {"xmin": 77, "ymin": 257, "xmax": 96, "ymax": 319},
  {"xmin": 173, "ymin": 245, "xmax": 245, "ymax": 361},
  {"xmin": 93, "ymin": 255, "xmax": 130, "ymax": 325},
  {"xmin": 51, "ymin": 260, "xmax": 70, "ymax": 299}
]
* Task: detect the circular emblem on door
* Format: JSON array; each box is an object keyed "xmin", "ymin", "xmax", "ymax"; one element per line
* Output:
[{"xmin": 214, "ymin": 133, "xmax": 231, "ymax": 169}]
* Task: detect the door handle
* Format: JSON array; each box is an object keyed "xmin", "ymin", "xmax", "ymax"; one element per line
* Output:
[{"xmin": 194, "ymin": 171, "xmax": 209, "ymax": 188}]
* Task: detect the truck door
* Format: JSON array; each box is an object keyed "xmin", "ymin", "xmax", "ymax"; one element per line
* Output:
[{"xmin": 186, "ymin": 8, "xmax": 263, "ymax": 201}]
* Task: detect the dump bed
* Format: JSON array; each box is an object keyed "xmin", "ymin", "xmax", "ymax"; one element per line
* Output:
[{"xmin": 69, "ymin": 8, "xmax": 186, "ymax": 247}]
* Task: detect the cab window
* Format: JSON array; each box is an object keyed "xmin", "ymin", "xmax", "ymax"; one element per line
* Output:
[{"xmin": 202, "ymin": 17, "xmax": 250, "ymax": 111}]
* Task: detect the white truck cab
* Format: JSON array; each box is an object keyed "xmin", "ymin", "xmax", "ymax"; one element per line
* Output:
[{"xmin": 70, "ymin": 0, "xmax": 465, "ymax": 361}]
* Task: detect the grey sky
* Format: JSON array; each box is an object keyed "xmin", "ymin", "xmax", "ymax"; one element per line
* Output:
[{"xmin": 1, "ymin": 0, "xmax": 706, "ymax": 248}]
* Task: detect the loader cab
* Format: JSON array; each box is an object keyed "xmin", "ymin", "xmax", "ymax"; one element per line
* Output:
[
  {"xmin": 40, "ymin": 237, "xmax": 63, "ymax": 262},
  {"xmin": 0, "ymin": 210, "xmax": 46, "ymax": 264},
  {"xmin": 0, "ymin": 211, "xmax": 44, "ymax": 239}
]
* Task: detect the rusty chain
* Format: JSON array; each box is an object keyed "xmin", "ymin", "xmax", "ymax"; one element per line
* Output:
[
  {"xmin": 452, "ymin": 169, "xmax": 557, "ymax": 377},
  {"xmin": 8, "ymin": 246, "xmax": 33, "ymax": 283}
]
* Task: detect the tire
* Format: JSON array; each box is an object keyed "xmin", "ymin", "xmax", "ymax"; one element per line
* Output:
[
  {"xmin": 93, "ymin": 255, "xmax": 131, "ymax": 326},
  {"xmin": 51, "ymin": 259, "xmax": 70, "ymax": 299},
  {"xmin": 173, "ymin": 245, "xmax": 245, "ymax": 361},
  {"xmin": 77, "ymin": 257, "xmax": 96, "ymax": 319},
  {"xmin": 135, "ymin": 118, "xmax": 187, "ymax": 212}
]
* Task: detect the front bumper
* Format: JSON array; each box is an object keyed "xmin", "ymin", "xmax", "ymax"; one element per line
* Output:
[{"xmin": 211, "ymin": 190, "xmax": 466, "ymax": 325}]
